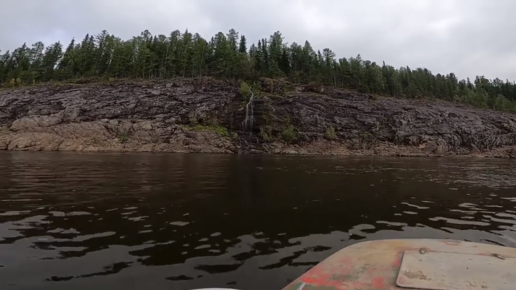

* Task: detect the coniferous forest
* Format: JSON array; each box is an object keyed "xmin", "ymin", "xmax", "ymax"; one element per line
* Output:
[{"xmin": 1, "ymin": 29, "xmax": 516, "ymax": 112}]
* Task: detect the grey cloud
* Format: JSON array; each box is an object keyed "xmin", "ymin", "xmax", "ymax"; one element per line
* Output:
[{"xmin": 1, "ymin": 0, "xmax": 515, "ymax": 80}]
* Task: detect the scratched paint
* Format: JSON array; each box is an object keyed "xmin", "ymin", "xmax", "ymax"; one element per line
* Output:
[{"xmin": 280, "ymin": 239, "xmax": 516, "ymax": 290}]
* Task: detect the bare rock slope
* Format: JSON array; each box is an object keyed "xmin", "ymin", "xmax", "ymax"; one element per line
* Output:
[{"xmin": 1, "ymin": 78, "xmax": 515, "ymax": 157}]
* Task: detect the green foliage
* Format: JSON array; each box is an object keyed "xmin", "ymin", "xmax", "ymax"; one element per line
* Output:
[
  {"xmin": 325, "ymin": 126, "xmax": 337, "ymax": 140},
  {"xmin": 240, "ymin": 81, "xmax": 251, "ymax": 101},
  {"xmin": 281, "ymin": 125, "xmax": 297, "ymax": 143},
  {"xmin": 1, "ymin": 28, "xmax": 516, "ymax": 112},
  {"xmin": 187, "ymin": 124, "xmax": 229, "ymax": 138},
  {"xmin": 117, "ymin": 134, "xmax": 129, "ymax": 143},
  {"xmin": 260, "ymin": 126, "xmax": 272, "ymax": 141}
]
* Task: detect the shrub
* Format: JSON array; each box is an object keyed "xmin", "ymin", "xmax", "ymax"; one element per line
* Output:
[
  {"xmin": 281, "ymin": 125, "xmax": 297, "ymax": 143},
  {"xmin": 325, "ymin": 126, "xmax": 337, "ymax": 140}
]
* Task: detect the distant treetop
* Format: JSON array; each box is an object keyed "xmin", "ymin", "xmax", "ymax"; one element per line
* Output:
[{"xmin": 1, "ymin": 28, "xmax": 515, "ymax": 112}]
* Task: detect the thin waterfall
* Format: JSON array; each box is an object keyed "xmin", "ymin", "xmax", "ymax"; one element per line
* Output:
[{"xmin": 241, "ymin": 89, "xmax": 254, "ymax": 130}]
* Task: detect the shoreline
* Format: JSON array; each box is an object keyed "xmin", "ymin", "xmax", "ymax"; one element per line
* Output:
[
  {"xmin": 1, "ymin": 79, "xmax": 515, "ymax": 158},
  {"xmin": 1, "ymin": 131, "xmax": 514, "ymax": 158}
]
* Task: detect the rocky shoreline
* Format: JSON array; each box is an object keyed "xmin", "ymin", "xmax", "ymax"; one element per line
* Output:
[{"xmin": 0, "ymin": 78, "xmax": 515, "ymax": 157}]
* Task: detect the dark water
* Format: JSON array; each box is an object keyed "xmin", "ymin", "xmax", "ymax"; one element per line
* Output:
[{"xmin": 0, "ymin": 152, "xmax": 515, "ymax": 290}]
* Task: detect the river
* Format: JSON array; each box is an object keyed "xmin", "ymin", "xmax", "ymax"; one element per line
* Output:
[{"xmin": 0, "ymin": 152, "xmax": 515, "ymax": 290}]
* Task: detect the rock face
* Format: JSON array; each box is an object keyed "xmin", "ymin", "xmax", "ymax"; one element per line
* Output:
[{"xmin": 1, "ymin": 78, "xmax": 515, "ymax": 157}]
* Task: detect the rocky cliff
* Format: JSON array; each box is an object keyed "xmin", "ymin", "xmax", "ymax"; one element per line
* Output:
[{"xmin": 1, "ymin": 78, "xmax": 515, "ymax": 157}]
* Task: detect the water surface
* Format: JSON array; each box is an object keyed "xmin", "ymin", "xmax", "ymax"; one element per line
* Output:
[{"xmin": 0, "ymin": 152, "xmax": 515, "ymax": 290}]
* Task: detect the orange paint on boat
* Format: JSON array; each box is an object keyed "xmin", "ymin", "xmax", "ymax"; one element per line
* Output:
[
  {"xmin": 281, "ymin": 239, "xmax": 516, "ymax": 290},
  {"xmin": 371, "ymin": 277, "xmax": 385, "ymax": 288}
]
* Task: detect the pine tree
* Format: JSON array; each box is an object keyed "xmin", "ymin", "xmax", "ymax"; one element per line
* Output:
[
  {"xmin": 0, "ymin": 28, "xmax": 515, "ymax": 112},
  {"xmin": 238, "ymin": 35, "xmax": 247, "ymax": 54}
]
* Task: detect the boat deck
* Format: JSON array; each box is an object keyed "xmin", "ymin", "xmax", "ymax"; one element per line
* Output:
[{"xmin": 281, "ymin": 239, "xmax": 516, "ymax": 290}]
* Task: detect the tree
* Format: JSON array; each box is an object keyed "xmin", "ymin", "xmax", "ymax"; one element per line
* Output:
[
  {"xmin": 0, "ymin": 28, "xmax": 515, "ymax": 112},
  {"xmin": 238, "ymin": 35, "xmax": 247, "ymax": 54}
]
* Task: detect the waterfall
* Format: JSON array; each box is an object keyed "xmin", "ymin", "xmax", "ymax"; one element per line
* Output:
[{"xmin": 241, "ymin": 89, "xmax": 254, "ymax": 130}]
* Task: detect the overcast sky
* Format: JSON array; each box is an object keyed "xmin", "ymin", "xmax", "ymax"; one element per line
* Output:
[{"xmin": 1, "ymin": 0, "xmax": 515, "ymax": 81}]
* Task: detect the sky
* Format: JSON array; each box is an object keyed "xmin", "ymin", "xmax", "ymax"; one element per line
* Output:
[{"xmin": 1, "ymin": 0, "xmax": 516, "ymax": 81}]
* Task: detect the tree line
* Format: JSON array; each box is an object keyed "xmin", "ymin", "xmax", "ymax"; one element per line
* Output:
[{"xmin": 1, "ymin": 28, "xmax": 516, "ymax": 112}]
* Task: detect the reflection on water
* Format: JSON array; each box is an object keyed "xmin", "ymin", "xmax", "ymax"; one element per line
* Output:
[{"xmin": 0, "ymin": 152, "xmax": 515, "ymax": 290}]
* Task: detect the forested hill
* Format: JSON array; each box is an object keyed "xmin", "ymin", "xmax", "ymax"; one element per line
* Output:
[{"xmin": 1, "ymin": 28, "xmax": 516, "ymax": 112}]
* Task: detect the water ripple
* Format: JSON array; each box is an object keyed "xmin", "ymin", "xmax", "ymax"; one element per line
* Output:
[{"xmin": 0, "ymin": 153, "xmax": 515, "ymax": 290}]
